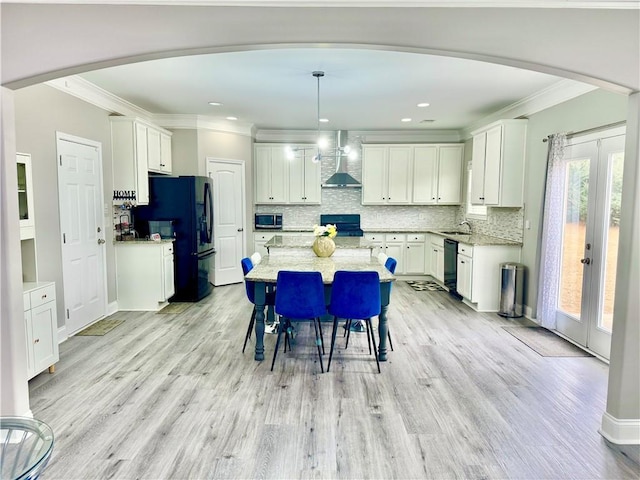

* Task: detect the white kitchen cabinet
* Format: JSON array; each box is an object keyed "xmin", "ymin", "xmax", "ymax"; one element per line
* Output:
[
  {"xmin": 413, "ymin": 145, "xmax": 464, "ymax": 205},
  {"xmin": 363, "ymin": 233, "xmax": 385, "ymax": 257},
  {"xmin": 147, "ymin": 128, "xmax": 173, "ymax": 175},
  {"xmin": 470, "ymin": 119, "xmax": 527, "ymax": 207},
  {"xmin": 159, "ymin": 132, "xmax": 172, "ymax": 174},
  {"xmin": 429, "ymin": 234, "xmax": 445, "ymax": 283},
  {"xmin": 115, "ymin": 242, "xmax": 175, "ymax": 311},
  {"xmin": 254, "ymin": 232, "xmax": 275, "ymax": 257},
  {"xmin": 361, "ymin": 145, "xmax": 412, "ymax": 204},
  {"xmin": 111, "ymin": 118, "xmax": 149, "ymax": 205},
  {"xmin": 456, "ymin": 242, "xmax": 521, "ymax": 312},
  {"xmin": 288, "ymin": 146, "xmax": 321, "ymax": 204},
  {"xmin": 17, "ymin": 153, "xmax": 36, "ymax": 240},
  {"xmin": 255, "ymin": 144, "xmax": 288, "ymax": 204},
  {"xmin": 384, "ymin": 234, "xmax": 405, "ymax": 272},
  {"xmin": 23, "ymin": 282, "xmax": 59, "ymax": 380},
  {"xmin": 404, "ymin": 233, "xmax": 427, "ymax": 275}
]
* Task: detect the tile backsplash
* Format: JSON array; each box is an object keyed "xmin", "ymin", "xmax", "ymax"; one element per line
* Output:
[{"xmin": 255, "ymin": 135, "xmax": 523, "ymax": 242}]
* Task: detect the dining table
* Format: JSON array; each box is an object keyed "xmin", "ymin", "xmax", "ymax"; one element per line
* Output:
[{"xmin": 244, "ymin": 254, "xmax": 395, "ymax": 362}]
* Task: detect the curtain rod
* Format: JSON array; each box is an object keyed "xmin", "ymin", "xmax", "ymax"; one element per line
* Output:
[{"xmin": 542, "ymin": 120, "xmax": 626, "ymax": 142}]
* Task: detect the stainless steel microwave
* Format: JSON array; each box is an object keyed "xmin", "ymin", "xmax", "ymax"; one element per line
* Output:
[{"xmin": 255, "ymin": 213, "xmax": 282, "ymax": 230}]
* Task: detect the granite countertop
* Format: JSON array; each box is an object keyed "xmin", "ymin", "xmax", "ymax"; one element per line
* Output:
[
  {"xmin": 265, "ymin": 235, "xmax": 375, "ymax": 249},
  {"xmin": 113, "ymin": 239, "xmax": 174, "ymax": 245}
]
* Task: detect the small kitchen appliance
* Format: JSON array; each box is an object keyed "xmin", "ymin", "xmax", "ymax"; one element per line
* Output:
[{"xmin": 254, "ymin": 213, "xmax": 283, "ymax": 230}]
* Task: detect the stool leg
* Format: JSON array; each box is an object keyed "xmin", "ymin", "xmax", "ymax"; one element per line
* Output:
[
  {"xmin": 366, "ymin": 323, "xmax": 372, "ymax": 355},
  {"xmin": 343, "ymin": 319, "xmax": 350, "ymax": 337},
  {"xmin": 317, "ymin": 318, "xmax": 325, "ymax": 355},
  {"xmin": 312, "ymin": 317, "xmax": 325, "ymax": 373},
  {"xmin": 366, "ymin": 318, "xmax": 381, "ymax": 373},
  {"xmin": 243, "ymin": 308, "xmax": 256, "ymax": 353},
  {"xmin": 345, "ymin": 320, "xmax": 352, "ymax": 349},
  {"xmin": 327, "ymin": 316, "xmax": 340, "ymax": 372},
  {"xmin": 388, "ymin": 329, "xmax": 394, "ymax": 352},
  {"xmin": 271, "ymin": 318, "xmax": 286, "ymax": 371}
]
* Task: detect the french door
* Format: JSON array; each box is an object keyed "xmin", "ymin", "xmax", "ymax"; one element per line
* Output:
[{"xmin": 556, "ymin": 129, "xmax": 625, "ymax": 359}]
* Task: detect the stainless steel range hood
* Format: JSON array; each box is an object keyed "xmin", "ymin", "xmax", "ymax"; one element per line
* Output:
[{"xmin": 321, "ymin": 130, "xmax": 362, "ymax": 188}]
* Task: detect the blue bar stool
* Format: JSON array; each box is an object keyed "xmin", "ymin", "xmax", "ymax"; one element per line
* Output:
[
  {"xmin": 241, "ymin": 256, "xmax": 275, "ymax": 353},
  {"xmin": 271, "ymin": 271, "xmax": 327, "ymax": 373},
  {"xmin": 328, "ymin": 270, "xmax": 381, "ymax": 373},
  {"xmin": 383, "ymin": 256, "xmax": 397, "ymax": 351}
]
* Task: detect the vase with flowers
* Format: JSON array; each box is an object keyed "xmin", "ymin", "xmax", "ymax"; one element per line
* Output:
[{"xmin": 312, "ymin": 224, "xmax": 337, "ymax": 257}]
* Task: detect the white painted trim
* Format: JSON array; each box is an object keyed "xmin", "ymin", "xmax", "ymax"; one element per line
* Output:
[
  {"xmin": 46, "ymin": 77, "xmax": 154, "ymax": 121},
  {"xmin": 57, "ymin": 325, "xmax": 68, "ymax": 343},
  {"xmin": 7, "ymin": 1, "xmax": 639, "ymax": 9},
  {"xmin": 461, "ymin": 80, "xmax": 598, "ymax": 139},
  {"xmin": 600, "ymin": 412, "xmax": 640, "ymax": 445},
  {"xmin": 155, "ymin": 114, "xmax": 253, "ymax": 136},
  {"xmin": 107, "ymin": 301, "xmax": 119, "ymax": 316},
  {"xmin": 256, "ymin": 129, "xmax": 462, "ymax": 143}
]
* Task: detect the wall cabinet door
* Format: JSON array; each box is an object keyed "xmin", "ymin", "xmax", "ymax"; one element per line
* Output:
[
  {"xmin": 134, "ymin": 123, "xmax": 150, "ymax": 205},
  {"xmin": 17, "ymin": 153, "xmax": 35, "ymax": 239},
  {"xmin": 160, "ymin": 132, "xmax": 172, "ymax": 174},
  {"xmin": 362, "ymin": 146, "xmax": 388, "ymax": 204},
  {"xmin": 288, "ymin": 148, "xmax": 321, "ymax": 204},
  {"xmin": 413, "ymin": 146, "xmax": 438, "ymax": 204},
  {"xmin": 147, "ymin": 127, "xmax": 162, "ymax": 172},
  {"xmin": 437, "ymin": 145, "xmax": 464, "ymax": 204},
  {"xmin": 255, "ymin": 145, "xmax": 288, "ymax": 204},
  {"xmin": 387, "ymin": 147, "xmax": 412, "ymax": 204},
  {"xmin": 471, "ymin": 120, "xmax": 527, "ymax": 207}
]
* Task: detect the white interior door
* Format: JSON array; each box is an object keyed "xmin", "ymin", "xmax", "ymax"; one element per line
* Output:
[
  {"xmin": 207, "ymin": 159, "xmax": 245, "ymax": 286},
  {"xmin": 556, "ymin": 129, "xmax": 624, "ymax": 359},
  {"xmin": 57, "ymin": 134, "xmax": 107, "ymax": 335}
]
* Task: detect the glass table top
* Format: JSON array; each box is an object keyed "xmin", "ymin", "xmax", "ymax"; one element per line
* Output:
[{"xmin": 1, "ymin": 417, "xmax": 54, "ymax": 480}]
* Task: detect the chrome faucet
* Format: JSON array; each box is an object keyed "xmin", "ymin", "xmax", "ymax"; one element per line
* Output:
[{"xmin": 459, "ymin": 220, "xmax": 472, "ymax": 234}]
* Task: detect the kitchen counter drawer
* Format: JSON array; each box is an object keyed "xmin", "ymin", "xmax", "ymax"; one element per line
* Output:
[
  {"xmin": 29, "ymin": 283, "xmax": 56, "ymax": 309},
  {"xmin": 458, "ymin": 243, "xmax": 473, "ymax": 257}
]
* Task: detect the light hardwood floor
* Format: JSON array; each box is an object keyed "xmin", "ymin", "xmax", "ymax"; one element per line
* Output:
[{"xmin": 30, "ymin": 282, "xmax": 639, "ymax": 479}]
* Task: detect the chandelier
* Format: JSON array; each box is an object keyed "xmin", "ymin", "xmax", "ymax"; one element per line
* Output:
[{"xmin": 286, "ymin": 71, "xmax": 358, "ymax": 163}]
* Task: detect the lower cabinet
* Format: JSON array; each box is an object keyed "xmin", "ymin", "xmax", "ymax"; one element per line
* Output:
[
  {"xmin": 455, "ymin": 242, "xmax": 521, "ymax": 312},
  {"xmin": 364, "ymin": 233, "xmax": 428, "ymax": 275},
  {"xmin": 429, "ymin": 235, "xmax": 445, "ymax": 283},
  {"xmin": 115, "ymin": 242, "xmax": 175, "ymax": 311},
  {"xmin": 23, "ymin": 282, "xmax": 59, "ymax": 380}
]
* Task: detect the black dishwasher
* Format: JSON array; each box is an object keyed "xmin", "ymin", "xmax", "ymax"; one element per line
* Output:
[{"xmin": 444, "ymin": 239, "xmax": 462, "ymax": 300}]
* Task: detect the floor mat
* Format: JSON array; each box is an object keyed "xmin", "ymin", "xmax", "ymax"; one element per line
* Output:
[
  {"xmin": 76, "ymin": 319, "xmax": 124, "ymax": 336},
  {"xmin": 157, "ymin": 303, "xmax": 192, "ymax": 314},
  {"xmin": 404, "ymin": 280, "xmax": 446, "ymax": 292},
  {"xmin": 502, "ymin": 326, "xmax": 594, "ymax": 357}
]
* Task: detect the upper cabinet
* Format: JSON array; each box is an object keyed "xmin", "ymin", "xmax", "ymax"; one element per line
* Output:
[
  {"xmin": 17, "ymin": 153, "xmax": 35, "ymax": 240},
  {"xmin": 470, "ymin": 119, "xmax": 527, "ymax": 207},
  {"xmin": 111, "ymin": 117, "xmax": 173, "ymax": 206},
  {"xmin": 254, "ymin": 143, "xmax": 321, "ymax": 205},
  {"xmin": 362, "ymin": 143, "xmax": 463, "ymax": 206}
]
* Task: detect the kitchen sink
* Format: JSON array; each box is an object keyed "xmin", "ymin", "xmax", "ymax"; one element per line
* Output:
[{"xmin": 438, "ymin": 230, "xmax": 471, "ymax": 235}]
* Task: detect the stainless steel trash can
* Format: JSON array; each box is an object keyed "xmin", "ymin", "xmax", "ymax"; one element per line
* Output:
[{"xmin": 498, "ymin": 262, "xmax": 526, "ymax": 318}]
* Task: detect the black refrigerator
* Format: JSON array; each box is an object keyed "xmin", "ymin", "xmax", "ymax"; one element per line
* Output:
[{"xmin": 134, "ymin": 176, "xmax": 214, "ymax": 302}]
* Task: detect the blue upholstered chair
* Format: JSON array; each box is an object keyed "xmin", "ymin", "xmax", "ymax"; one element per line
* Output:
[
  {"xmin": 327, "ymin": 270, "xmax": 381, "ymax": 373},
  {"xmin": 383, "ymin": 256, "xmax": 397, "ymax": 351},
  {"xmin": 271, "ymin": 271, "xmax": 327, "ymax": 373},
  {"xmin": 241, "ymin": 256, "xmax": 275, "ymax": 353}
]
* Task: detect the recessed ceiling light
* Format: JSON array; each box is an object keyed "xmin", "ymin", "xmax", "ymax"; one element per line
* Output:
[
  {"xmin": 208, "ymin": 102, "xmax": 223, "ymax": 106},
  {"xmin": 226, "ymin": 116, "xmax": 238, "ymax": 121},
  {"xmin": 401, "ymin": 118, "xmax": 412, "ymax": 122},
  {"xmin": 417, "ymin": 103, "xmax": 430, "ymax": 108},
  {"xmin": 319, "ymin": 118, "xmax": 329, "ymax": 123}
]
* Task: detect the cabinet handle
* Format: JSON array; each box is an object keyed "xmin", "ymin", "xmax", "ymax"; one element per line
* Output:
[
  {"xmin": 41, "ymin": 294, "xmax": 47, "ymax": 299},
  {"xmin": 34, "ymin": 338, "xmax": 39, "ymax": 343},
  {"xmin": 460, "ymin": 260, "xmax": 465, "ymax": 264}
]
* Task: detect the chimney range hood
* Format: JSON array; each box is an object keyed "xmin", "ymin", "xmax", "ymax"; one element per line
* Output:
[{"xmin": 321, "ymin": 130, "xmax": 361, "ymax": 188}]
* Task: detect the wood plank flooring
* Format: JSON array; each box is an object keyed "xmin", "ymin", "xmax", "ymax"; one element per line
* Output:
[{"xmin": 29, "ymin": 282, "xmax": 639, "ymax": 479}]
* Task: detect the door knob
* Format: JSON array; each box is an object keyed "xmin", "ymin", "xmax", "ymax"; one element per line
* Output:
[
  {"xmin": 98, "ymin": 238, "xmax": 106, "ymax": 245},
  {"xmin": 580, "ymin": 257, "xmax": 591, "ymax": 264}
]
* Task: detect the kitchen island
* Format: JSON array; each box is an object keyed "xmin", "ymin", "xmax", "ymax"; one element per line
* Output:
[{"xmin": 265, "ymin": 235, "xmax": 377, "ymax": 257}]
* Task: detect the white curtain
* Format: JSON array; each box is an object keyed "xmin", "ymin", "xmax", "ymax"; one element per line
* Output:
[{"xmin": 536, "ymin": 133, "xmax": 567, "ymax": 329}]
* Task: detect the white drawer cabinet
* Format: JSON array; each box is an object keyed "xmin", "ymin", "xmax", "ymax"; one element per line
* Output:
[
  {"xmin": 23, "ymin": 282, "xmax": 59, "ymax": 380},
  {"xmin": 364, "ymin": 233, "xmax": 428, "ymax": 275},
  {"xmin": 456, "ymin": 243, "xmax": 521, "ymax": 312},
  {"xmin": 405, "ymin": 234, "xmax": 427, "ymax": 275},
  {"xmin": 429, "ymin": 234, "xmax": 445, "ymax": 283},
  {"xmin": 115, "ymin": 242, "xmax": 175, "ymax": 311},
  {"xmin": 254, "ymin": 232, "xmax": 275, "ymax": 257}
]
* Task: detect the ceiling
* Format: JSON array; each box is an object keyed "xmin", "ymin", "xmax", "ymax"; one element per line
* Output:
[{"xmin": 80, "ymin": 47, "xmax": 579, "ymax": 132}]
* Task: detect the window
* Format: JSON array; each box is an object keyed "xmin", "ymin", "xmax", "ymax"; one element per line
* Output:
[{"xmin": 466, "ymin": 167, "xmax": 487, "ymax": 220}]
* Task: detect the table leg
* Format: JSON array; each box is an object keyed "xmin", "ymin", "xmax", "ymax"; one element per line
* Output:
[
  {"xmin": 378, "ymin": 283, "xmax": 391, "ymax": 361},
  {"xmin": 254, "ymin": 281, "xmax": 266, "ymax": 361}
]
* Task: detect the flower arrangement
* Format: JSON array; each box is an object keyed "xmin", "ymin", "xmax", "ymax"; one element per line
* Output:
[{"xmin": 313, "ymin": 224, "xmax": 337, "ymax": 238}]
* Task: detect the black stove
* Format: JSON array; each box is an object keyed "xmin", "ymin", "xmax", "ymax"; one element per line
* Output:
[{"xmin": 320, "ymin": 214, "xmax": 364, "ymax": 237}]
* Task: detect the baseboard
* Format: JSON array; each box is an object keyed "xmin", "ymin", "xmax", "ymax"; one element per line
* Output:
[
  {"xmin": 600, "ymin": 412, "xmax": 640, "ymax": 445},
  {"xmin": 57, "ymin": 325, "xmax": 68, "ymax": 344},
  {"xmin": 107, "ymin": 301, "xmax": 118, "ymax": 316}
]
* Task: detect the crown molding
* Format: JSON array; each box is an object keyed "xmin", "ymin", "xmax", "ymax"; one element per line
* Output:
[
  {"xmin": 9, "ymin": 1, "xmax": 640, "ymax": 8},
  {"xmin": 154, "ymin": 114, "xmax": 254, "ymax": 136},
  {"xmin": 460, "ymin": 79, "xmax": 598, "ymax": 138},
  {"xmin": 45, "ymin": 76, "xmax": 154, "ymax": 121}
]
